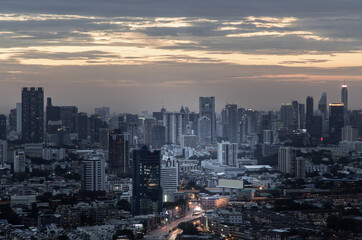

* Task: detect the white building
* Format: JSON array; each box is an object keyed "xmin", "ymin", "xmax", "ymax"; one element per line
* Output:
[
  {"xmin": 14, "ymin": 150, "xmax": 25, "ymax": 173},
  {"xmin": 81, "ymin": 156, "xmax": 105, "ymax": 191},
  {"xmin": 161, "ymin": 159, "xmax": 179, "ymax": 202},
  {"xmin": 217, "ymin": 141, "xmax": 237, "ymax": 167}
]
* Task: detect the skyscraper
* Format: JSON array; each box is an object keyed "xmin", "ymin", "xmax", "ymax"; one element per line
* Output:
[
  {"xmin": 46, "ymin": 97, "xmax": 61, "ymax": 132},
  {"xmin": 199, "ymin": 97, "xmax": 216, "ymax": 143},
  {"xmin": 132, "ymin": 146, "xmax": 162, "ymax": 216},
  {"xmin": 329, "ymin": 103, "xmax": 344, "ymax": 144},
  {"xmin": 109, "ymin": 129, "xmax": 129, "ymax": 175},
  {"xmin": 318, "ymin": 92, "xmax": 327, "ymax": 118},
  {"xmin": 163, "ymin": 112, "xmax": 183, "ymax": 145},
  {"xmin": 60, "ymin": 106, "xmax": 78, "ymax": 133},
  {"xmin": 8, "ymin": 109, "xmax": 17, "ymax": 132},
  {"xmin": 22, "ymin": 87, "xmax": 44, "ymax": 143},
  {"xmin": 341, "ymin": 84, "xmax": 348, "ymax": 113}
]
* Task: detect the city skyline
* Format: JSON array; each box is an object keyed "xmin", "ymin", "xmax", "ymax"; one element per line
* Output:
[{"xmin": 1, "ymin": 1, "xmax": 362, "ymax": 113}]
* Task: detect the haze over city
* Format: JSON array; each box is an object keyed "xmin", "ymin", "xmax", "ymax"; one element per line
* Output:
[{"xmin": 1, "ymin": 0, "xmax": 362, "ymax": 113}]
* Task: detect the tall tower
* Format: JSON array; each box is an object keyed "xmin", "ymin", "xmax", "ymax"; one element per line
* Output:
[
  {"xmin": 22, "ymin": 87, "xmax": 44, "ymax": 143},
  {"xmin": 132, "ymin": 146, "xmax": 162, "ymax": 216},
  {"xmin": 199, "ymin": 97, "xmax": 216, "ymax": 144},
  {"xmin": 341, "ymin": 84, "xmax": 348, "ymax": 113}
]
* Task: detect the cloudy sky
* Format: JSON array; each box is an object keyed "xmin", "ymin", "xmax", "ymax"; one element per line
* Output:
[{"xmin": 1, "ymin": 0, "xmax": 362, "ymax": 114}]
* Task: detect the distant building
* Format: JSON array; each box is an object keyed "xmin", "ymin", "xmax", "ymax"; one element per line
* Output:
[
  {"xmin": 22, "ymin": 87, "xmax": 44, "ymax": 143},
  {"xmin": 218, "ymin": 141, "xmax": 238, "ymax": 167},
  {"xmin": 132, "ymin": 146, "xmax": 162, "ymax": 216},
  {"xmin": 0, "ymin": 140, "xmax": 7, "ymax": 166},
  {"xmin": 278, "ymin": 146, "xmax": 305, "ymax": 178},
  {"xmin": 223, "ymin": 104, "xmax": 238, "ymax": 143},
  {"xmin": 109, "ymin": 129, "xmax": 129, "ymax": 175},
  {"xmin": 0, "ymin": 114, "xmax": 6, "ymax": 140},
  {"xmin": 77, "ymin": 112, "xmax": 88, "ymax": 140},
  {"xmin": 200, "ymin": 195, "xmax": 229, "ymax": 210},
  {"xmin": 94, "ymin": 107, "xmax": 110, "ymax": 121},
  {"xmin": 81, "ymin": 156, "xmax": 105, "ymax": 191},
  {"xmin": 163, "ymin": 112, "xmax": 183, "ymax": 145},
  {"xmin": 342, "ymin": 125, "xmax": 358, "ymax": 141},
  {"xmin": 329, "ymin": 103, "xmax": 344, "ymax": 144},
  {"xmin": 199, "ymin": 97, "xmax": 216, "ymax": 143},
  {"xmin": 14, "ymin": 150, "xmax": 25, "ymax": 173},
  {"xmin": 180, "ymin": 135, "xmax": 197, "ymax": 149},
  {"xmin": 60, "ymin": 106, "xmax": 78, "ymax": 133},
  {"xmin": 341, "ymin": 85, "xmax": 348, "ymax": 113},
  {"xmin": 198, "ymin": 116, "xmax": 212, "ymax": 145}
]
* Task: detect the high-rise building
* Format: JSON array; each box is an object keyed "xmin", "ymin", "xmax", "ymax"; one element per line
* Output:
[
  {"xmin": 329, "ymin": 103, "xmax": 344, "ymax": 144},
  {"xmin": 126, "ymin": 114, "xmax": 139, "ymax": 146},
  {"xmin": 318, "ymin": 93, "xmax": 327, "ymax": 118},
  {"xmin": 144, "ymin": 118, "xmax": 155, "ymax": 146},
  {"xmin": 198, "ymin": 116, "xmax": 211, "ymax": 145},
  {"xmin": 305, "ymin": 96, "xmax": 314, "ymax": 134},
  {"xmin": 217, "ymin": 141, "xmax": 238, "ymax": 166},
  {"xmin": 278, "ymin": 146, "xmax": 305, "ymax": 177},
  {"xmin": 132, "ymin": 146, "xmax": 162, "ymax": 216},
  {"xmin": 0, "ymin": 140, "xmax": 7, "ymax": 166},
  {"xmin": 16, "ymin": 103, "xmax": 22, "ymax": 133},
  {"xmin": 9, "ymin": 109, "xmax": 17, "ymax": 132},
  {"xmin": 199, "ymin": 97, "xmax": 216, "ymax": 143},
  {"xmin": 152, "ymin": 125, "xmax": 165, "ymax": 149},
  {"xmin": 77, "ymin": 112, "xmax": 88, "ymax": 140},
  {"xmin": 0, "ymin": 114, "xmax": 6, "ymax": 140},
  {"xmin": 46, "ymin": 98, "xmax": 61, "ymax": 132},
  {"xmin": 81, "ymin": 156, "xmax": 105, "ymax": 192},
  {"xmin": 109, "ymin": 129, "xmax": 129, "ymax": 175},
  {"xmin": 22, "ymin": 87, "xmax": 44, "ymax": 143},
  {"xmin": 90, "ymin": 114, "xmax": 102, "ymax": 143},
  {"xmin": 342, "ymin": 125, "xmax": 358, "ymax": 141},
  {"xmin": 60, "ymin": 106, "xmax": 78, "ymax": 133},
  {"xmin": 163, "ymin": 112, "xmax": 183, "ymax": 145},
  {"xmin": 14, "ymin": 150, "xmax": 25, "ymax": 173},
  {"xmin": 223, "ymin": 104, "xmax": 238, "ymax": 143},
  {"xmin": 280, "ymin": 103, "xmax": 293, "ymax": 131},
  {"xmin": 94, "ymin": 107, "xmax": 110, "ymax": 121},
  {"xmin": 161, "ymin": 158, "xmax": 178, "ymax": 202},
  {"xmin": 341, "ymin": 85, "xmax": 348, "ymax": 113}
]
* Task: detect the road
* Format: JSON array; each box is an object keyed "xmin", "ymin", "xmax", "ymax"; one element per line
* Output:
[{"xmin": 144, "ymin": 213, "xmax": 200, "ymax": 240}]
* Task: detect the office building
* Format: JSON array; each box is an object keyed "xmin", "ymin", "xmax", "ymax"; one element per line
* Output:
[
  {"xmin": 152, "ymin": 125, "xmax": 166, "ymax": 149},
  {"xmin": 109, "ymin": 129, "xmax": 129, "ymax": 175},
  {"xmin": 342, "ymin": 125, "xmax": 358, "ymax": 141},
  {"xmin": 81, "ymin": 156, "xmax": 105, "ymax": 192},
  {"xmin": 22, "ymin": 87, "xmax": 44, "ymax": 143},
  {"xmin": 280, "ymin": 103, "xmax": 293, "ymax": 131},
  {"xmin": 218, "ymin": 141, "xmax": 238, "ymax": 167},
  {"xmin": 14, "ymin": 150, "xmax": 26, "ymax": 173},
  {"xmin": 126, "ymin": 114, "xmax": 139, "ymax": 146},
  {"xmin": 329, "ymin": 103, "xmax": 344, "ymax": 144},
  {"xmin": 132, "ymin": 146, "xmax": 162, "ymax": 216},
  {"xmin": 199, "ymin": 97, "xmax": 216, "ymax": 143}
]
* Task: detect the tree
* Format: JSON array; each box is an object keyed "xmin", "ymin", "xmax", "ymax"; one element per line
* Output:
[
  {"xmin": 113, "ymin": 229, "xmax": 135, "ymax": 240},
  {"xmin": 178, "ymin": 222, "xmax": 199, "ymax": 235},
  {"xmin": 117, "ymin": 199, "xmax": 131, "ymax": 212}
]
